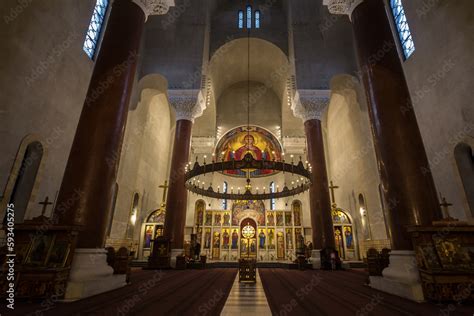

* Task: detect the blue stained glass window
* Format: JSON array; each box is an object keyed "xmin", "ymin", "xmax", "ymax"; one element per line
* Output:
[
  {"xmin": 222, "ymin": 182, "xmax": 228, "ymax": 210},
  {"xmin": 390, "ymin": 0, "xmax": 415, "ymax": 59},
  {"xmin": 238, "ymin": 10, "xmax": 244, "ymax": 29},
  {"xmin": 83, "ymin": 0, "xmax": 109, "ymax": 59},
  {"xmin": 270, "ymin": 182, "xmax": 276, "ymax": 210},
  {"xmin": 246, "ymin": 5, "xmax": 252, "ymax": 29},
  {"xmin": 255, "ymin": 10, "xmax": 261, "ymax": 29}
]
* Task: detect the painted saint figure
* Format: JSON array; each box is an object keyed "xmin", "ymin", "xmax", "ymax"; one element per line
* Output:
[
  {"xmin": 267, "ymin": 212, "xmax": 275, "ymax": 226},
  {"xmin": 268, "ymin": 230, "xmax": 275, "ymax": 249},
  {"xmin": 222, "ymin": 230, "xmax": 230, "ymax": 248},
  {"xmin": 214, "ymin": 214, "xmax": 221, "ymax": 225},
  {"xmin": 231, "ymin": 229, "xmax": 238, "ymax": 249},
  {"xmin": 345, "ymin": 227, "xmax": 353, "ymax": 249},
  {"xmin": 205, "ymin": 212, "xmax": 212, "ymax": 226},
  {"xmin": 259, "ymin": 230, "xmax": 266, "ymax": 248},
  {"xmin": 144, "ymin": 226, "xmax": 153, "ymax": 248},
  {"xmin": 204, "ymin": 230, "xmax": 211, "ymax": 249},
  {"xmin": 276, "ymin": 212, "xmax": 284, "ymax": 226},
  {"xmin": 223, "ymin": 213, "xmax": 230, "ymax": 225}
]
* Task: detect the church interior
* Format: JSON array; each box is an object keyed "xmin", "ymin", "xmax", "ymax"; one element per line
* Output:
[{"xmin": 1, "ymin": 0, "xmax": 473, "ymax": 315}]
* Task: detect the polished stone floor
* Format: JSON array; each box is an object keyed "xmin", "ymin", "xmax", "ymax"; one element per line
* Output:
[{"xmin": 221, "ymin": 269, "xmax": 272, "ymax": 315}]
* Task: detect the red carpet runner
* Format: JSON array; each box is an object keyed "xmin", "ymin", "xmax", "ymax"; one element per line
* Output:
[
  {"xmin": 2, "ymin": 268, "xmax": 237, "ymax": 316},
  {"xmin": 259, "ymin": 269, "xmax": 473, "ymax": 316}
]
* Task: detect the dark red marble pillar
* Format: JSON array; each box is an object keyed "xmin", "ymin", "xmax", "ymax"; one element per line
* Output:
[
  {"xmin": 351, "ymin": 0, "xmax": 442, "ymax": 250},
  {"xmin": 305, "ymin": 119, "xmax": 335, "ymax": 249},
  {"xmin": 55, "ymin": 0, "xmax": 145, "ymax": 248},
  {"xmin": 163, "ymin": 119, "xmax": 193, "ymax": 250}
]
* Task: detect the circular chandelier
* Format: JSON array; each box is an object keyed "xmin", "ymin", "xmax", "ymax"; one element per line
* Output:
[
  {"xmin": 184, "ymin": 153, "xmax": 312, "ymax": 201},
  {"xmin": 184, "ymin": 15, "xmax": 312, "ymax": 201}
]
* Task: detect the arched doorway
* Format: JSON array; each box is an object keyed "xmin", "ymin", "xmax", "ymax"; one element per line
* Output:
[
  {"xmin": 332, "ymin": 207, "xmax": 356, "ymax": 260},
  {"xmin": 126, "ymin": 193, "xmax": 139, "ymax": 239},
  {"xmin": 5, "ymin": 141, "xmax": 44, "ymax": 223},
  {"xmin": 240, "ymin": 218, "xmax": 257, "ymax": 258},
  {"xmin": 454, "ymin": 143, "xmax": 474, "ymax": 216},
  {"xmin": 139, "ymin": 207, "xmax": 165, "ymax": 259}
]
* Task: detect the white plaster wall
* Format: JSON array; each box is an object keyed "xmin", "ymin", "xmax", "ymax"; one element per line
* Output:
[
  {"xmin": 398, "ymin": 0, "xmax": 474, "ymax": 219},
  {"xmin": 324, "ymin": 75, "xmax": 387, "ymax": 242},
  {"xmin": 111, "ymin": 90, "xmax": 172, "ymax": 243},
  {"xmin": 0, "ymin": 0, "xmax": 96, "ymax": 219}
]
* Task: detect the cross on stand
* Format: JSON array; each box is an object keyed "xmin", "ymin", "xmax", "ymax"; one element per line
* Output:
[
  {"xmin": 39, "ymin": 196, "xmax": 53, "ymax": 216},
  {"xmin": 439, "ymin": 194, "xmax": 453, "ymax": 219},
  {"xmin": 329, "ymin": 181, "xmax": 339, "ymax": 207},
  {"xmin": 159, "ymin": 180, "xmax": 169, "ymax": 206}
]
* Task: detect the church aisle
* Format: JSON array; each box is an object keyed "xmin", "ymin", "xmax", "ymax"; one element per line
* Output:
[
  {"xmin": 221, "ymin": 269, "xmax": 272, "ymax": 315},
  {"xmin": 259, "ymin": 269, "xmax": 474, "ymax": 316},
  {"xmin": 0, "ymin": 268, "xmax": 237, "ymax": 316}
]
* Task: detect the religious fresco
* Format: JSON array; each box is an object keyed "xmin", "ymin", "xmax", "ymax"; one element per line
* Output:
[
  {"xmin": 215, "ymin": 126, "xmax": 282, "ymax": 177},
  {"xmin": 332, "ymin": 207, "xmax": 356, "ymax": 260},
  {"xmin": 194, "ymin": 200, "xmax": 305, "ymax": 261},
  {"xmin": 232, "ymin": 200, "xmax": 265, "ymax": 226}
]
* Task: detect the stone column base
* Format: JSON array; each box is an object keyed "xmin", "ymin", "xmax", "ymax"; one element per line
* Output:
[
  {"xmin": 64, "ymin": 248, "xmax": 126, "ymax": 301},
  {"xmin": 310, "ymin": 249, "xmax": 322, "ymax": 269},
  {"xmin": 369, "ymin": 250, "xmax": 424, "ymax": 302},
  {"xmin": 170, "ymin": 248, "xmax": 184, "ymax": 268}
]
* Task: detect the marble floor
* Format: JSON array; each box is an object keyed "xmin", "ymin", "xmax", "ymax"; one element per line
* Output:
[{"xmin": 221, "ymin": 269, "xmax": 272, "ymax": 315}]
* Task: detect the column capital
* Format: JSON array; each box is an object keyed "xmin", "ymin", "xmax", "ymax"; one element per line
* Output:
[
  {"xmin": 132, "ymin": 0, "xmax": 175, "ymax": 21},
  {"xmin": 291, "ymin": 90, "xmax": 331, "ymax": 122},
  {"xmin": 168, "ymin": 89, "xmax": 206, "ymax": 123},
  {"xmin": 323, "ymin": 0, "xmax": 363, "ymax": 17}
]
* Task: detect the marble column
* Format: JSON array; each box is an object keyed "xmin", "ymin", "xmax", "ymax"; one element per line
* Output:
[
  {"xmin": 56, "ymin": 0, "xmax": 174, "ymax": 300},
  {"xmin": 292, "ymin": 90, "xmax": 335, "ymax": 267},
  {"xmin": 323, "ymin": 0, "xmax": 441, "ymax": 301},
  {"xmin": 164, "ymin": 90, "xmax": 205, "ymax": 267}
]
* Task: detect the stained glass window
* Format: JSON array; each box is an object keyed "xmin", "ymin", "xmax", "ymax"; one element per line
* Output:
[
  {"xmin": 222, "ymin": 181, "xmax": 228, "ymax": 210},
  {"xmin": 83, "ymin": 0, "xmax": 109, "ymax": 59},
  {"xmin": 238, "ymin": 10, "xmax": 244, "ymax": 29},
  {"xmin": 390, "ymin": 0, "xmax": 415, "ymax": 59},
  {"xmin": 270, "ymin": 181, "xmax": 276, "ymax": 210},
  {"xmin": 246, "ymin": 5, "xmax": 252, "ymax": 29},
  {"xmin": 255, "ymin": 10, "xmax": 261, "ymax": 29}
]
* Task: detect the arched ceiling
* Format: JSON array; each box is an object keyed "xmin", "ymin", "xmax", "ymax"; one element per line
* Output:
[{"xmin": 208, "ymin": 38, "xmax": 290, "ymax": 102}]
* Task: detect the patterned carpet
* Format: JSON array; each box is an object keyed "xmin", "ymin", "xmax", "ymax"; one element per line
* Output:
[
  {"xmin": 259, "ymin": 268, "xmax": 474, "ymax": 316},
  {"xmin": 1, "ymin": 268, "xmax": 237, "ymax": 316}
]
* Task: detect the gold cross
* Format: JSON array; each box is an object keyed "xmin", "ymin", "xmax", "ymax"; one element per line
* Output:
[
  {"xmin": 39, "ymin": 196, "xmax": 53, "ymax": 216},
  {"xmin": 158, "ymin": 244, "xmax": 166, "ymax": 255},
  {"xmin": 159, "ymin": 181, "xmax": 169, "ymax": 204},
  {"xmin": 329, "ymin": 181, "xmax": 339, "ymax": 205}
]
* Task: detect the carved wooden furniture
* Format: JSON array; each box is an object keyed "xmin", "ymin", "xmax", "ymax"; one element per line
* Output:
[
  {"xmin": 320, "ymin": 248, "xmax": 342, "ymax": 270},
  {"xmin": 239, "ymin": 259, "xmax": 256, "ymax": 283},
  {"xmin": 0, "ymin": 216, "xmax": 79, "ymax": 299},
  {"xmin": 408, "ymin": 225, "xmax": 474, "ymax": 302},
  {"xmin": 146, "ymin": 236, "xmax": 171, "ymax": 269},
  {"xmin": 367, "ymin": 248, "xmax": 390, "ymax": 276}
]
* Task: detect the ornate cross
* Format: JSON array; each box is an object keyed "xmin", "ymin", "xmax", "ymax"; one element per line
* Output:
[
  {"xmin": 39, "ymin": 196, "xmax": 53, "ymax": 216},
  {"xmin": 329, "ymin": 181, "xmax": 339, "ymax": 205},
  {"xmin": 439, "ymin": 195, "xmax": 453, "ymax": 219},
  {"xmin": 159, "ymin": 181, "xmax": 169, "ymax": 204}
]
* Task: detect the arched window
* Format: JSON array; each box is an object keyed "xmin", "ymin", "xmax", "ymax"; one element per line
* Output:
[
  {"xmin": 255, "ymin": 10, "xmax": 261, "ymax": 29},
  {"xmin": 7, "ymin": 141, "xmax": 43, "ymax": 223},
  {"xmin": 106, "ymin": 182, "xmax": 119, "ymax": 237},
  {"xmin": 246, "ymin": 5, "xmax": 252, "ymax": 29},
  {"xmin": 222, "ymin": 181, "xmax": 228, "ymax": 210},
  {"xmin": 358, "ymin": 194, "xmax": 371, "ymax": 240},
  {"xmin": 83, "ymin": 0, "xmax": 109, "ymax": 59},
  {"xmin": 238, "ymin": 10, "xmax": 244, "ymax": 29},
  {"xmin": 454, "ymin": 143, "xmax": 474, "ymax": 216},
  {"xmin": 270, "ymin": 181, "xmax": 276, "ymax": 210},
  {"xmin": 389, "ymin": 0, "xmax": 415, "ymax": 59},
  {"xmin": 126, "ymin": 193, "xmax": 139, "ymax": 239}
]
